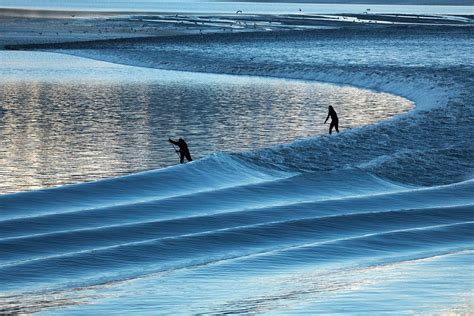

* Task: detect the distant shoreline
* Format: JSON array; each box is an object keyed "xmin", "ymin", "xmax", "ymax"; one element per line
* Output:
[
  {"xmin": 0, "ymin": 8, "xmax": 177, "ymax": 18},
  {"xmin": 1, "ymin": 7, "xmax": 472, "ymax": 50},
  {"xmin": 1, "ymin": 2, "xmax": 473, "ymax": 18},
  {"xmin": 1, "ymin": 6, "xmax": 472, "ymax": 18},
  {"xmin": 224, "ymin": 0, "xmax": 473, "ymax": 5}
]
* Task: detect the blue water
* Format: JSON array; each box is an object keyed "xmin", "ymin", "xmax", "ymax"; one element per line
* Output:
[
  {"xmin": 0, "ymin": 51, "xmax": 412, "ymax": 193},
  {"xmin": 0, "ymin": 15, "xmax": 473, "ymax": 316}
]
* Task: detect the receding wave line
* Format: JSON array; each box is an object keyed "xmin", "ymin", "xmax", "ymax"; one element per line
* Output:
[
  {"xmin": 1, "ymin": 170, "xmax": 472, "ymax": 240},
  {"xmin": 0, "ymin": 203, "xmax": 471, "ymax": 266},
  {"xmin": 1, "ymin": 220, "xmax": 471, "ymax": 293}
]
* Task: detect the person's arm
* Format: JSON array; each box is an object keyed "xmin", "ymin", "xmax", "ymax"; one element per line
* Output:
[
  {"xmin": 324, "ymin": 112, "xmax": 330, "ymax": 124},
  {"xmin": 169, "ymin": 138, "xmax": 179, "ymax": 146}
]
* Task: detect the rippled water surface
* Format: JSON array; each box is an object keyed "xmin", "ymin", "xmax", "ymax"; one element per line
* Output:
[{"xmin": 0, "ymin": 51, "xmax": 412, "ymax": 194}]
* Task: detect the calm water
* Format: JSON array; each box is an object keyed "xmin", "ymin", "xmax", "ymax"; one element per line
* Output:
[{"xmin": 0, "ymin": 51, "xmax": 412, "ymax": 193}]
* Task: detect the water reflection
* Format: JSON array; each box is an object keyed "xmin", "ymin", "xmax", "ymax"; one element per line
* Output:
[{"xmin": 0, "ymin": 60, "xmax": 412, "ymax": 194}]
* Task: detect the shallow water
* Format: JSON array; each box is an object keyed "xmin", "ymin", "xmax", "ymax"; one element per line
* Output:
[{"xmin": 0, "ymin": 51, "xmax": 412, "ymax": 194}]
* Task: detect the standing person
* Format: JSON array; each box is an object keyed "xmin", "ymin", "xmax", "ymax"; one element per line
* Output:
[
  {"xmin": 169, "ymin": 138, "xmax": 193, "ymax": 164},
  {"xmin": 324, "ymin": 105, "xmax": 339, "ymax": 134}
]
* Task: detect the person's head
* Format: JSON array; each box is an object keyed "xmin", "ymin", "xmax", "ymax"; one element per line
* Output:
[
  {"xmin": 178, "ymin": 138, "xmax": 184, "ymax": 143},
  {"xmin": 328, "ymin": 106, "xmax": 334, "ymax": 111}
]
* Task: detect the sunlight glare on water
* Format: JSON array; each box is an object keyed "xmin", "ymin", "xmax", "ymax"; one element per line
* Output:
[{"xmin": 0, "ymin": 51, "xmax": 413, "ymax": 193}]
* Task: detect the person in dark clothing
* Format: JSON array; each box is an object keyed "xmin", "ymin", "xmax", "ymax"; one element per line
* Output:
[
  {"xmin": 169, "ymin": 138, "xmax": 193, "ymax": 163},
  {"xmin": 324, "ymin": 105, "xmax": 339, "ymax": 134}
]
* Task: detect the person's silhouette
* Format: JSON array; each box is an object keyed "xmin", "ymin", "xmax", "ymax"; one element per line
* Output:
[
  {"xmin": 169, "ymin": 138, "xmax": 193, "ymax": 163},
  {"xmin": 324, "ymin": 106, "xmax": 339, "ymax": 134}
]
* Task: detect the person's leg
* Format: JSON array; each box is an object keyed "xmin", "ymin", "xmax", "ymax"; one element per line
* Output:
[
  {"xmin": 185, "ymin": 151, "xmax": 192, "ymax": 162},
  {"xmin": 329, "ymin": 122, "xmax": 334, "ymax": 134},
  {"xmin": 335, "ymin": 120, "xmax": 339, "ymax": 133},
  {"xmin": 180, "ymin": 152, "xmax": 185, "ymax": 164}
]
